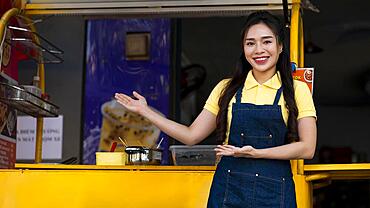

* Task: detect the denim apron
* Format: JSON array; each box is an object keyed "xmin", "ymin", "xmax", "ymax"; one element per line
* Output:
[{"xmin": 207, "ymin": 86, "xmax": 297, "ymax": 208}]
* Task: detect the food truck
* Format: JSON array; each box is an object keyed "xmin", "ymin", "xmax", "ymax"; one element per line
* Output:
[{"xmin": 0, "ymin": 0, "xmax": 369, "ymax": 207}]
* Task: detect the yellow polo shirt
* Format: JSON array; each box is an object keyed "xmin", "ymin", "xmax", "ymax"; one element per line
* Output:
[{"xmin": 204, "ymin": 71, "xmax": 316, "ymax": 140}]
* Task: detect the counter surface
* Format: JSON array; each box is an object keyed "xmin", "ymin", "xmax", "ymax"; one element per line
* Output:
[
  {"xmin": 13, "ymin": 163, "xmax": 216, "ymax": 171},
  {"xmin": 1, "ymin": 163, "xmax": 216, "ymax": 208},
  {"xmin": 1, "ymin": 163, "xmax": 370, "ymax": 208}
]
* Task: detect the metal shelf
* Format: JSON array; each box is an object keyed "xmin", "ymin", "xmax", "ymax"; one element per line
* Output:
[
  {"xmin": 0, "ymin": 82, "xmax": 59, "ymax": 117},
  {"xmin": 6, "ymin": 25, "xmax": 63, "ymax": 64}
]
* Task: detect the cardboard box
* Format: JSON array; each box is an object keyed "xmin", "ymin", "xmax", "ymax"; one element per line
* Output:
[{"xmin": 95, "ymin": 152, "xmax": 126, "ymax": 165}]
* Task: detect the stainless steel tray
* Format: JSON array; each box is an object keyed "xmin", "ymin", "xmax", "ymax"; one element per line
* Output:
[{"xmin": 0, "ymin": 82, "xmax": 59, "ymax": 117}]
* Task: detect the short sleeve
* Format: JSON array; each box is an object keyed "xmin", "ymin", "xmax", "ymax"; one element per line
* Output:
[
  {"xmin": 294, "ymin": 80, "xmax": 317, "ymax": 120},
  {"xmin": 204, "ymin": 79, "xmax": 229, "ymax": 116}
]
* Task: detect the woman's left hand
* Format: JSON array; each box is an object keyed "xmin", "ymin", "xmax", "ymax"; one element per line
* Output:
[{"xmin": 214, "ymin": 145, "xmax": 259, "ymax": 158}]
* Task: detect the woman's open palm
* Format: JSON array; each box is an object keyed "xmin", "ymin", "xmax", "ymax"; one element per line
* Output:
[{"xmin": 115, "ymin": 91, "xmax": 147, "ymax": 114}]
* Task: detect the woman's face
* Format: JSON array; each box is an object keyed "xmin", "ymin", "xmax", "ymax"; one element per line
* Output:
[{"xmin": 243, "ymin": 23, "xmax": 282, "ymax": 75}]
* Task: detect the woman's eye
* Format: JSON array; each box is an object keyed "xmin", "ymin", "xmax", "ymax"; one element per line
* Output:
[
  {"xmin": 245, "ymin": 42, "xmax": 254, "ymax": 46},
  {"xmin": 263, "ymin": 40, "xmax": 272, "ymax": 44}
]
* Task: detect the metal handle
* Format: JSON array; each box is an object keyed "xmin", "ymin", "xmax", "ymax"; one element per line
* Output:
[
  {"xmin": 305, "ymin": 173, "xmax": 331, "ymax": 181},
  {"xmin": 306, "ymin": 173, "xmax": 332, "ymax": 190}
]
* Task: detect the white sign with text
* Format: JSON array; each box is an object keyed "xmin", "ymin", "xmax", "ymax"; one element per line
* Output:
[{"xmin": 16, "ymin": 116, "xmax": 63, "ymax": 160}]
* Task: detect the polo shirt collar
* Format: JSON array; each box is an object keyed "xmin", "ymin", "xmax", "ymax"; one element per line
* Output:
[{"xmin": 244, "ymin": 70, "xmax": 282, "ymax": 90}]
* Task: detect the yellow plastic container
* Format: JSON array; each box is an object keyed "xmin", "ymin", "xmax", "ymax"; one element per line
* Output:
[{"xmin": 95, "ymin": 152, "xmax": 126, "ymax": 165}]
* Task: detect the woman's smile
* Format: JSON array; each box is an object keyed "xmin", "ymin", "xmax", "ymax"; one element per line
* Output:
[{"xmin": 253, "ymin": 56, "xmax": 270, "ymax": 65}]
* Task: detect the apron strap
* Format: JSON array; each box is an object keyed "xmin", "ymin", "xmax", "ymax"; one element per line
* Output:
[
  {"xmin": 235, "ymin": 84, "xmax": 244, "ymax": 103},
  {"xmin": 273, "ymin": 87, "xmax": 283, "ymax": 106}
]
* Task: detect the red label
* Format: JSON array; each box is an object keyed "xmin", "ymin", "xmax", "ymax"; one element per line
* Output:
[{"xmin": 0, "ymin": 137, "xmax": 16, "ymax": 168}]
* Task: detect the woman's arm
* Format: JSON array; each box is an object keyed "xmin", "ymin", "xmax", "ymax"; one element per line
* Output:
[
  {"xmin": 215, "ymin": 116, "xmax": 317, "ymax": 159},
  {"xmin": 115, "ymin": 92, "xmax": 217, "ymax": 145}
]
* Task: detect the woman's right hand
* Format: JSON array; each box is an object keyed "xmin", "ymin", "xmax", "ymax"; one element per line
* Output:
[
  {"xmin": 115, "ymin": 91, "xmax": 148, "ymax": 115},
  {"xmin": 116, "ymin": 91, "xmax": 217, "ymax": 146}
]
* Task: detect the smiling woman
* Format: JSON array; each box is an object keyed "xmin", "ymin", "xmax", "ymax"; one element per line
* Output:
[{"xmin": 115, "ymin": 11, "xmax": 317, "ymax": 208}]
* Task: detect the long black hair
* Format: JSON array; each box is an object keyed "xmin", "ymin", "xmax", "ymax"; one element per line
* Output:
[{"xmin": 216, "ymin": 11, "xmax": 299, "ymax": 144}]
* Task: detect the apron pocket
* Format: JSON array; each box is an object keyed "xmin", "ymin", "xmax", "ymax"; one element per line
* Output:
[
  {"xmin": 222, "ymin": 171, "xmax": 254, "ymax": 208},
  {"xmin": 241, "ymin": 133, "xmax": 274, "ymax": 147},
  {"xmin": 255, "ymin": 175, "xmax": 284, "ymax": 208}
]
